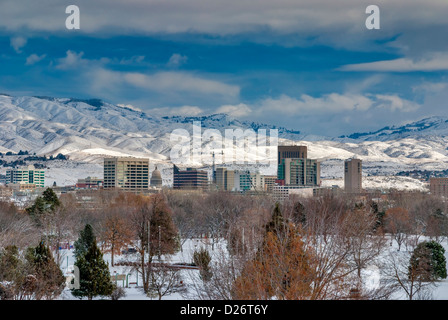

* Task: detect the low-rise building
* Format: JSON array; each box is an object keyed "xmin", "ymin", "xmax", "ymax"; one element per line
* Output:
[
  {"xmin": 173, "ymin": 165, "xmax": 209, "ymax": 190},
  {"xmin": 5, "ymin": 165, "xmax": 45, "ymax": 188}
]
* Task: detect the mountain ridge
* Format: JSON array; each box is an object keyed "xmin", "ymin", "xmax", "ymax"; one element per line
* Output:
[{"xmin": 0, "ymin": 94, "xmax": 447, "ymax": 171}]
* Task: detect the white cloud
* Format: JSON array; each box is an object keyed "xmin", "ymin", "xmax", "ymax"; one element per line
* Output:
[
  {"xmin": 123, "ymin": 71, "xmax": 239, "ymax": 97},
  {"xmin": 10, "ymin": 36, "xmax": 27, "ymax": 53},
  {"xmin": 25, "ymin": 53, "xmax": 46, "ymax": 65},
  {"xmin": 55, "ymin": 50, "xmax": 88, "ymax": 70},
  {"xmin": 339, "ymin": 53, "xmax": 448, "ymax": 72},
  {"xmin": 167, "ymin": 54, "xmax": 188, "ymax": 67},
  {"xmin": 374, "ymin": 94, "xmax": 420, "ymax": 112},
  {"xmin": 257, "ymin": 93, "xmax": 373, "ymax": 116},
  {"xmin": 2, "ymin": 0, "xmax": 447, "ymax": 50},
  {"xmin": 413, "ymin": 82, "xmax": 448, "ymax": 93}
]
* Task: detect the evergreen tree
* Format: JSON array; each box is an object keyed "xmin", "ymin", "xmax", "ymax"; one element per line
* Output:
[
  {"xmin": 0, "ymin": 246, "xmax": 24, "ymax": 283},
  {"xmin": 26, "ymin": 241, "xmax": 65, "ymax": 299},
  {"xmin": 74, "ymin": 224, "xmax": 95, "ymax": 260},
  {"xmin": 42, "ymin": 188, "xmax": 61, "ymax": 211},
  {"xmin": 71, "ymin": 239, "xmax": 114, "ymax": 300},
  {"xmin": 25, "ymin": 196, "xmax": 47, "ymax": 218},
  {"xmin": 193, "ymin": 247, "xmax": 212, "ymax": 282},
  {"xmin": 409, "ymin": 240, "xmax": 447, "ymax": 281},
  {"xmin": 25, "ymin": 187, "xmax": 61, "ymax": 221},
  {"xmin": 264, "ymin": 202, "xmax": 287, "ymax": 240}
]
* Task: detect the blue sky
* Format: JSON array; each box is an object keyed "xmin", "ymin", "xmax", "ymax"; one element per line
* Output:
[{"xmin": 1, "ymin": 0, "xmax": 448, "ymax": 136}]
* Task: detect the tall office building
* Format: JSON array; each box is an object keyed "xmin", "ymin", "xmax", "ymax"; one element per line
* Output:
[
  {"xmin": 344, "ymin": 158, "xmax": 362, "ymax": 193},
  {"xmin": 103, "ymin": 157, "xmax": 149, "ymax": 191},
  {"xmin": 215, "ymin": 167, "xmax": 235, "ymax": 191},
  {"xmin": 215, "ymin": 167, "xmax": 227, "ymax": 190},
  {"xmin": 278, "ymin": 145, "xmax": 308, "ymax": 164},
  {"xmin": 278, "ymin": 158, "xmax": 320, "ymax": 187},
  {"xmin": 5, "ymin": 165, "xmax": 45, "ymax": 188},
  {"xmin": 235, "ymin": 171, "xmax": 265, "ymax": 192},
  {"xmin": 263, "ymin": 175, "xmax": 278, "ymax": 193},
  {"xmin": 173, "ymin": 165, "xmax": 208, "ymax": 190},
  {"xmin": 430, "ymin": 178, "xmax": 448, "ymax": 197}
]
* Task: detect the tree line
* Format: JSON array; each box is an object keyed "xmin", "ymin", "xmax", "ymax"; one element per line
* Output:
[{"xmin": 0, "ymin": 188, "xmax": 447, "ymax": 300}]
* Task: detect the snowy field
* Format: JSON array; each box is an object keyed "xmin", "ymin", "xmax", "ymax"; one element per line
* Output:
[
  {"xmin": 57, "ymin": 238, "xmax": 220, "ymax": 300},
  {"xmin": 56, "ymin": 237, "xmax": 448, "ymax": 300}
]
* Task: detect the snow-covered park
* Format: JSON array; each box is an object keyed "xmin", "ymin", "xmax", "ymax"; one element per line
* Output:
[{"xmin": 56, "ymin": 236, "xmax": 448, "ymax": 300}]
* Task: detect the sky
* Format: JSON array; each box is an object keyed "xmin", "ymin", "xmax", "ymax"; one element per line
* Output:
[{"xmin": 0, "ymin": 0, "xmax": 448, "ymax": 137}]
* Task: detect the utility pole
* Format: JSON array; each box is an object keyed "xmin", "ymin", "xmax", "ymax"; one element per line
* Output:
[
  {"xmin": 212, "ymin": 151, "xmax": 216, "ymax": 184},
  {"xmin": 158, "ymin": 225, "xmax": 161, "ymax": 261},
  {"xmin": 148, "ymin": 221, "xmax": 151, "ymax": 261}
]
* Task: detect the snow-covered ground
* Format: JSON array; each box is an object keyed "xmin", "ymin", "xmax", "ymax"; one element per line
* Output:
[
  {"xmin": 321, "ymin": 176, "xmax": 428, "ymax": 192},
  {"xmin": 56, "ymin": 236, "xmax": 448, "ymax": 300},
  {"xmin": 57, "ymin": 238, "xmax": 220, "ymax": 300}
]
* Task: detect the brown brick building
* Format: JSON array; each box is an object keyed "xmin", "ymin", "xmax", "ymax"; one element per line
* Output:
[{"xmin": 430, "ymin": 178, "xmax": 448, "ymax": 197}]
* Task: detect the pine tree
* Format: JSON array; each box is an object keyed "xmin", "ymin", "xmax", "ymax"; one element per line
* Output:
[
  {"xmin": 26, "ymin": 241, "xmax": 65, "ymax": 300},
  {"xmin": 25, "ymin": 196, "xmax": 46, "ymax": 218},
  {"xmin": 193, "ymin": 247, "xmax": 212, "ymax": 281},
  {"xmin": 265, "ymin": 202, "xmax": 286, "ymax": 236},
  {"xmin": 74, "ymin": 224, "xmax": 96, "ymax": 260},
  {"xmin": 71, "ymin": 239, "xmax": 114, "ymax": 300},
  {"xmin": 409, "ymin": 240, "xmax": 447, "ymax": 281},
  {"xmin": 42, "ymin": 187, "xmax": 60, "ymax": 211},
  {"xmin": 25, "ymin": 188, "xmax": 61, "ymax": 222}
]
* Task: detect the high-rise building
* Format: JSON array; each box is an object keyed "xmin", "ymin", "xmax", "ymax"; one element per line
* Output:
[
  {"xmin": 430, "ymin": 178, "xmax": 448, "ymax": 197},
  {"xmin": 5, "ymin": 165, "xmax": 45, "ymax": 188},
  {"xmin": 215, "ymin": 167, "xmax": 227, "ymax": 190},
  {"xmin": 233, "ymin": 171, "xmax": 265, "ymax": 192},
  {"xmin": 263, "ymin": 175, "xmax": 277, "ymax": 193},
  {"xmin": 278, "ymin": 145, "xmax": 308, "ymax": 165},
  {"xmin": 344, "ymin": 158, "xmax": 362, "ymax": 193},
  {"xmin": 278, "ymin": 158, "xmax": 320, "ymax": 187},
  {"xmin": 103, "ymin": 157, "xmax": 149, "ymax": 191},
  {"xmin": 215, "ymin": 167, "xmax": 236, "ymax": 191},
  {"xmin": 173, "ymin": 165, "xmax": 208, "ymax": 190}
]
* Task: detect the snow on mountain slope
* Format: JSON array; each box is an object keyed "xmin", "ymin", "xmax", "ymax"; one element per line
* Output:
[
  {"xmin": 338, "ymin": 116, "xmax": 448, "ymax": 141},
  {"xmin": 0, "ymin": 94, "xmax": 447, "ymax": 189}
]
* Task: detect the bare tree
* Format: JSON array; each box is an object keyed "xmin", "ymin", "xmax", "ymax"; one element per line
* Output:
[
  {"xmin": 148, "ymin": 263, "xmax": 186, "ymax": 300},
  {"xmin": 98, "ymin": 204, "xmax": 133, "ymax": 266},
  {"xmin": 383, "ymin": 250, "xmax": 436, "ymax": 300},
  {"xmin": 384, "ymin": 207, "xmax": 412, "ymax": 251},
  {"xmin": 0, "ymin": 201, "xmax": 38, "ymax": 249}
]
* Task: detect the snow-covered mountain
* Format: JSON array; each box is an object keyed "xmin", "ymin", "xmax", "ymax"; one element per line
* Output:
[
  {"xmin": 0, "ymin": 94, "xmax": 316, "ymax": 163},
  {"xmin": 0, "ymin": 94, "xmax": 447, "ymax": 190},
  {"xmin": 338, "ymin": 116, "xmax": 448, "ymax": 141}
]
